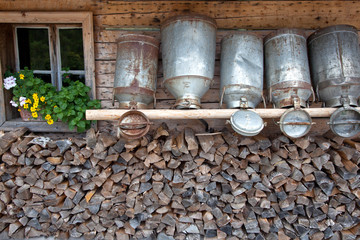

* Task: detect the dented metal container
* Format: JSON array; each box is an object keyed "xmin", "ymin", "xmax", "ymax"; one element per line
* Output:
[
  {"xmin": 265, "ymin": 29, "xmax": 313, "ymax": 108},
  {"xmin": 114, "ymin": 34, "xmax": 159, "ymax": 109},
  {"xmin": 308, "ymin": 25, "xmax": 360, "ymax": 107},
  {"xmin": 161, "ymin": 14, "xmax": 217, "ymax": 109},
  {"xmin": 220, "ymin": 33, "xmax": 264, "ymax": 109}
]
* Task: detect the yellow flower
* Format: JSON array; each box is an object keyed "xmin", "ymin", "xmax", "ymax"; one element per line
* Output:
[
  {"xmin": 45, "ymin": 114, "xmax": 51, "ymax": 120},
  {"xmin": 19, "ymin": 74, "xmax": 24, "ymax": 80},
  {"xmin": 30, "ymin": 106, "xmax": 36, "ymax": 112},
  {"xmin": 23, "ymin": 104, "xmax": 29, "ymax": 109},
  {"xmin": 54, "ymin": 105, "xmax": 57, "ymax": 108},
  {"xmin": 47, "ymin": 119, "xmax": 54, "ymax": 125},
  {"xmin": 18, "ymin": 109, "xmax": 21, "ymax": 112},
  {"xmin": 25, "ymin": 99, "xmax": 31, "ymax": 104},
  {"xmin": 32, "ymin": 112, "xmax": 38, "ymax": 118},
  {"xmin": 33, "ymin": 103, "xmax": 38, "ymax": 108},
  {"xmin": 40, "ymin": 96, "xmax": 45, "ymax": 102},
  {"xmin": 32, "ymin": 93, "xmax": 38, "ymax": 100}
]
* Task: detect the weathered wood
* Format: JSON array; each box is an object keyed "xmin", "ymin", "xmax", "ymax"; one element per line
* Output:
[
  {"xmin": 0, "ymin": 119, "xmax": 77, "ymax": 133},
  {"xmin": 87, "ymin": 108, "xmax": 360, "ymax": 120}
]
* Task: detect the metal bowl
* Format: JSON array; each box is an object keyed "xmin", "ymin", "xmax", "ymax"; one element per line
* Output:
[{"xmin": 230, "ymin": 110, "xmax": 264, "ymax": 136}]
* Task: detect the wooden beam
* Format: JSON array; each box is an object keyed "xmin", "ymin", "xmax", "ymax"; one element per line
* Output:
[
  {"xmin": 82, "ymin": 12, "xmax": 96, "ymax": 100},
  {"xmin": 0, "ymin": 119, "xmax": 77, "ymax": 132},
  {"xmin": 86, "ymin": 108, "xmax": 360, "ymax": 120},
  {"xmin": 0, "ymin": 1, "xmax": 360, "ymax": 30},
  {"xmin": 0, "ymin": 51, "xmax": 5, "ymax": 126}
]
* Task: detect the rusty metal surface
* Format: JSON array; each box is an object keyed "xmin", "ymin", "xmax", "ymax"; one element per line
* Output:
[
  {"xmin": 265, "ymin": 29, "xmax": 312, "ymax": 108},
  {"xmin": 220, "ymin": 33, "xmax": 264, "ymax": 109},
  {"xmin": 308, "ymin": 25, "xmax": 360, "ymax": 107},
  {"xmin": 118, "ymin": 110, "xmax": 151, "ymax": 139},
  {"xmin": 161, "ymin": 14, "xmax": 217, "ymax": 109},
  {"xmin": 114, "ymin": 34, "xmax": 159, "ymax": 109}
]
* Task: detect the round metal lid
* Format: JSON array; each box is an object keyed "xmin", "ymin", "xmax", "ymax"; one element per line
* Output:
[
  {"xmin": 230, "ymin": 110, "xmax": 264, "ymax": 136},
  {"xmin": 329, "ymin": 106, "xmax": 360, "ymax": 138},
  {"xmin": 279, "ymin": 108, "xmax": 312, "ymax": 138},
  {"xmin": 118, "ymin": 110, "xmax": 151, "ymax": 139}
]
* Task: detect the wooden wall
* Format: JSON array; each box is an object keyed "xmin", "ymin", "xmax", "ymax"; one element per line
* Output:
[{"xmin": 1, "ymin": 0, "xmax": 360, "ymax": 135}]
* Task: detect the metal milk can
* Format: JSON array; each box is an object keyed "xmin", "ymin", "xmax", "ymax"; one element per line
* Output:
[
  {"xmin": 161, "ymin": 14, "xmax": 217, "ymax": 109},
  {"xmin": 265, "ymin": 29, "xmax": 313, "ymax": 138},
  {"xmin": 220, "ymin": 33, "xmax": 264, "ymax": 109},
  {"xmin": 114, "ymin": 34, "xmax": 159, "ymax": 109},
  {"xmin": 220, "ymin": 33, "xmax": 265, "ymax": 136},
  {"xmin": 308, "ymin": 25, "xmax": 360, "ymax": 137}
]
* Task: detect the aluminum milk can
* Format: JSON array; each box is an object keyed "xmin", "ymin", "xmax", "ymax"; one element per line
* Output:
[
  {"xmin": 220, "ymin": 33, "xmax": 264, "ymax": 109},
  {"xmin": 161, "ymin": 14, "xmax": 217, "ymax": 109},
  {"xmin": 265, "ymin": 29, "xmax": 313, "ymax": 138},
  {"xmin": 308, "ymin": 25, "xmax": 360, "ymax": 137},
  {"xmin": 114, "ymin": 34, "xmax": 159, "ymax": 109},
  {"xmin": 265, "ymin": 29, "xmax": 313, "ymax": 108},
  {"xmin": 308, "ymin": 25, "xmax": 360, "ymax": 108},
  {"xmin": 220, "ymin": 33, "xmax": 265, "ymax": 136}
]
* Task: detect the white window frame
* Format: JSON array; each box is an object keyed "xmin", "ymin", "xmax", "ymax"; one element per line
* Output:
[{"xmin": 14, "ymin": 24, "xmax": 86, "ymax": 90}]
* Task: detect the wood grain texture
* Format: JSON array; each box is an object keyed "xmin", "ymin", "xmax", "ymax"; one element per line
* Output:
[
  {"xmin": 1, "ymin": 1, "xmax": 360, "ymax": 29},
  {"xmin": 0, "ymin": 119, "xmax": 77, "ymax": 132}
]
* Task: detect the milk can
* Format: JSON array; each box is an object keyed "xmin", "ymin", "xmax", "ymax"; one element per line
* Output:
[
  {"xmin": 161, "ymin": 14, "xmax": 217, "ymax": 109},
  {"xmin": 114, "ymin": 34, "xmax": 159, "ymax": 138},
  {"xmin": 265, "ymin": 29, "xmax": 313, "ymax": 138},
  {"xmin": 308, "ymin": 25, "xmax": 360, "ymax": 137},
  {"xmin": 114, "ymin": 34, "xmax": 159, "ymax": 109},
  {"xmin": 220, "ymin": 33, "xmax": 264, "ymax": 136}
]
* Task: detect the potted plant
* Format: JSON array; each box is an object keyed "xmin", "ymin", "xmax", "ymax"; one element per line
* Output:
[{"xmin": 3, "ymin": 68, "xmax": 101, "ymax": 132}]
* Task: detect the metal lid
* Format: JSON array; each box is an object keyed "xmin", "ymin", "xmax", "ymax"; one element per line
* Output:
[
  {"xmin": 230, "ymin": 110, "xmax": 264, "ymax": 136},
  {"xmin": 279, "ymin": 108, "xmax": 312, "ymax": 138},
  {"xmin": 308, "ymin": 25, "xmax": 358, "ymax": 45},
  {"xmin": 264, "ymin": 28, "xmax": 307, "ymax": 45},
  {"xmin": 117, "ymin": 34, "xmax": 160, "ymax": 49},
  {"xmin": 221, "ymin": 32, "xmax": 263, "ymax": 45},
  {"xmin": 161, "ymin": 14, "xmax": 217, "ymax": 30},
  {"xmin": 118, "ymin": 110, "xmax": 151, "ymax": 139},
  {"xmin": 329, "ymin": 106, "xmax": 360, "ymax": 138}
]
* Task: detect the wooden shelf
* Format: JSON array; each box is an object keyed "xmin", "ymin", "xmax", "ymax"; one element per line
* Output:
[{"xmin": 0, "ymin": 118, "xmax": 77, "ymax": 132}]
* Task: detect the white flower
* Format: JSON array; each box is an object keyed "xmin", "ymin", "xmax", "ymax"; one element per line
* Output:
[
  {"xmin": 19, "ymin": 96, "xmax": 26, "ymax": 106},
  {"xmin": 3, "ymin": 76, "xmax": 17, "ymax": 90},
  {"xmin": 10, "ymin": 100, "xmax": 18, "ymax": 107}
]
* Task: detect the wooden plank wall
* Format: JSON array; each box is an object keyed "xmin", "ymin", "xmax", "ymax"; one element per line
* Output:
[{"xmin": 1, "ymin": 1, "xmax": 360, "ymax": 135}]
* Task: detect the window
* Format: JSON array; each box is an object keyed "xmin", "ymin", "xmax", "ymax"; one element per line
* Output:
[
  {"xmin": 15, "ymin": 25, "xmax": 85, "ymax": 90},
  {"xmin": 0, "ymin": 12, "xmax": 95, "ymax": 132}
]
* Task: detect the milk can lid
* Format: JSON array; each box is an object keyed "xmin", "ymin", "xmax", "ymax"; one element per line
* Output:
[
  {"xmin": 279, "ymin": 108, "xmax": 312, "ymax": 138},
  {"xmin": 118, "ymin": 110, "xmax": 151, "ymax": 139},
  {"xmin": 329, "ymin": 106, "xmax": 360, "ymax": 138},
  {"xmin": 230, "ymin": 110, "xmax": 264, "ymax": 136}
]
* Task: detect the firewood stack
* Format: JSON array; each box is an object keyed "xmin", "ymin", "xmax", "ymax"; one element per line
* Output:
[{"xmin": 0, "ymin": 126, "xmax": 360, "ymax": 240}]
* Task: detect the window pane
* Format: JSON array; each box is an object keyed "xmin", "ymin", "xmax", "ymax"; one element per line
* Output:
[
  {"xmin": 59, "ymin": 29, "xmax": 84, "ymax": 70},
  {"xmin": 33, "ymin": 74, "xmax": 52, "ymax": 84},
  {"xmin": 62, "ymin": 73, "xmax": 85, "ymax": 87},
  {"xmin": 17, "ymin": 28, "xmax": 50, "ymax": 70}
]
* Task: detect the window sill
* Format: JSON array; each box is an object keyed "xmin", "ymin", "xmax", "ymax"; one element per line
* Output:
[{"xmin": 0, "ymin": 118, "xmax": 77, "ymax": 132}]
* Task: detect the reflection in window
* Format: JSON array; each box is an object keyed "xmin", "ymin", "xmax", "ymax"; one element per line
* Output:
[
  {"xmin": 59, "ymin": 29, "xmax": 84, "ymax": 70},
  {"xmin": 17, "ymin": 28, "xmax": 50, "ymax": 70}
]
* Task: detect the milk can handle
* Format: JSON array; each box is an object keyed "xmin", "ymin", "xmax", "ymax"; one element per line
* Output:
[
  {"xmin": 261, "ymin": 92, "xmax": 267, "ymax": 109},
  {"xmin": 112, "ymin": 88, "xmax": 115, "ymax": 106},
  {"xmin": 153, "ymin": 92, "xmax": 157, "ymax": 109},
  {"xmin": 219, "ymin": 86, "xmax": 227, "ymax": 108}
]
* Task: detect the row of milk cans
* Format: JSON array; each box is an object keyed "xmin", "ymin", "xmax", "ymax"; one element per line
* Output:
[{"xmin": 113, "ymin": 14, "xmax": 360, "ymax": 139}]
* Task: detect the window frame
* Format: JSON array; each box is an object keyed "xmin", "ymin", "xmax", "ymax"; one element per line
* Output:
[
  {"xmin": 14, "ymin": 24, "xmax": 86, "ymax": 90},
  {"xmin": 0, "ymin": 11, "xmax": 95, "ymax": 132}
]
